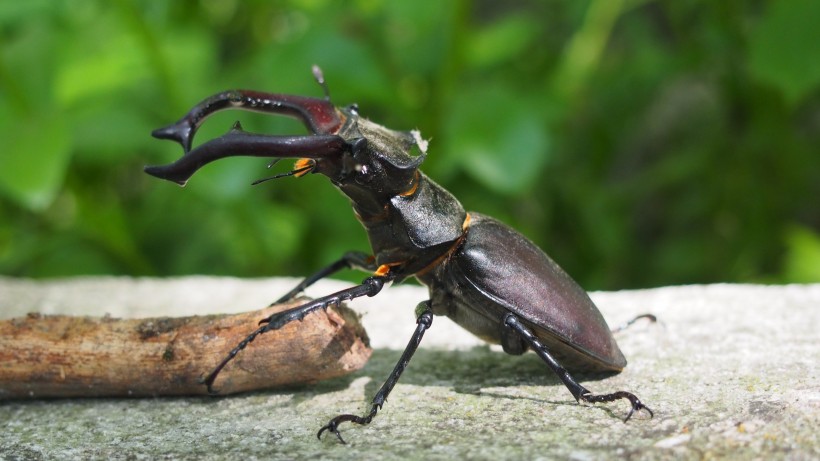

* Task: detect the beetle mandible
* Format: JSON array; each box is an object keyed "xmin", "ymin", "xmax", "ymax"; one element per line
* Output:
[{"xmin": 145, "ymin": 66, "xmax": 653, "ymax": 443}]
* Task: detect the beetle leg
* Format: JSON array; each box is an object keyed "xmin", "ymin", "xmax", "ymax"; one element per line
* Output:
[
  {"xmin": 272, "ymin": 251, "xmax": 377, "ymax": 305},
  {"xmin": 610, "ymin": 313, "xmax": 658, "ymax": 333},
  {"xmin": 317, "ymin": 301, "xmax": 434, "ymax": 444},
  {"xmin": 576, "ymin": 389, "xmax": 653, "ymax": 422},
  {"xmin": 503, "ymin": 313, "xmax": 653, "ymax": 422},
  {"xmin": 200, "ymin": 274, "xmax": 391, "ymax": 394}
]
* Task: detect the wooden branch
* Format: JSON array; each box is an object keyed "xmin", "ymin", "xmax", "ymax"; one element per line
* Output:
[{"xmin": 0, "ymin": 299, "xmax": 371, "ymax": 399}]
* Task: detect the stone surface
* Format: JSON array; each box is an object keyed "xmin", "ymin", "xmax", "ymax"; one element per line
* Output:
[{"xmin": 0, "ymin": 277, "xmax": 818, "ymax": 460}]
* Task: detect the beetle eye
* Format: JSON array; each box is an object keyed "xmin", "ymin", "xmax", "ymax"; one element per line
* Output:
[{"xmin": 353, "ymin": 163, "xmax": 376, "ymax": 185}]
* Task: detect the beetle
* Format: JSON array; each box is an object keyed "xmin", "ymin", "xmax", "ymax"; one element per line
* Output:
[{"xmin": 145, "ymin": 66, "xmax": 653, "ymax": 443}]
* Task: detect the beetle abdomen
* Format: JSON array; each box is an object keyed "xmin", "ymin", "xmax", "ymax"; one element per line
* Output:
[{"xmin": 423, "ymin": 213, "xmax": 626, "ymax": 373}]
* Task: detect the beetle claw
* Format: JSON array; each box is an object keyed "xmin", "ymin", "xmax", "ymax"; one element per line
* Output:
[
  {"xmin": 580, "ymin": 390, "xmax": 653, "ymax": 422},
  {"xmin": 624, "ymin": 397, "xmax": 654, "ymax": 422},
  {"xmin": 197, "ymin": 373, "xmax": 221, "ymax": 396},
  {"xmin": 317, "ymin": 420, "xmax": 347, "ymax": 444}
]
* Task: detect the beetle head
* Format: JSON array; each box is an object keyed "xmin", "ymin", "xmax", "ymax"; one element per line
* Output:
[
  {"xmin": 312, "ymin": 106, "xmax": 427, "ymax": 212},
  {"xmin": 145, "ymin": 83, "xmax": 427, "ymax": 216}
]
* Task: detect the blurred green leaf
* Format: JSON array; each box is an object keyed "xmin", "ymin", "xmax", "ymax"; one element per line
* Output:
[
  {"xmin": 55, "ymin": 30, "xmax": 149, "ymax": 107},
  {"xmin": 1, "ymin": 1, "xmax": 818, "ymax": 290},
  {"xmin": 0, "ymin": 112, "xmax": 71, "ymax": 211},
  {"xmin": 748, "ymin": 0, "xmax": 820, "ymax": 105},
  {"xmin": 782, "ymin": 225, "xmax": 820, "ymax": 283},
  {"xmin": 466, "ymin": 14, "xmax": 538, "ymax": 68},
  {"xmin": 0, "ymin": 0, "xmax": 52, "ymax": 26},
  {"xmin": 550, "ymin": 0, "xmax": 627, "ymax": 103},
  {"xmin": 22, "ymin": 237, "xmax": 124, "ymax": 277},
  {"xmin": 71, "ymin": 105, "xmax": 156, "ymax": 162},
  {"xmin": 444, "ymin": 84, "xmax": 550, "ymax": 195},
  {"xmin": 156, "ymin": 28, "xmax": 218, "ymax": 105}
]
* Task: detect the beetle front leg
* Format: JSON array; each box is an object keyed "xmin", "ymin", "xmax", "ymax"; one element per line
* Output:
[
  {"xmin": 503, "ymin": 313, "xmax": 653, "ymax": 422},
  {"xmin": 318, "ymin": 301, "xmax": 434, "ymax": 444},
  {"xmin": 272, "ymin": 251, "xmax": 377, "ymax": 305},
  {"xmin": 201, "ymin": 273, "xmax": 391, "ymax": 394}
]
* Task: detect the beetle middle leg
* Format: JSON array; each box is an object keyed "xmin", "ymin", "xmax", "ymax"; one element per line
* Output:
[
  {"xmin": 503, "ymin": 313, "xmax": 653, "ymax": 422},
  {"xmin": 272, "ymin": 251, "xmax": 377, "ymax": 304},
  {"xmin": 317, "ymin": 301, "xmax": 434, "ymax": 444}
]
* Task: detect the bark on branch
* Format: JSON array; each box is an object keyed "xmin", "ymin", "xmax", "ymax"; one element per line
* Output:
[{"xmin": 0, "ymin": 299, "xmax": 371, "ymax": 399}]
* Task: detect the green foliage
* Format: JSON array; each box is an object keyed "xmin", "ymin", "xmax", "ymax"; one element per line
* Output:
[
  {"xmin": 1, "ymin": 0, "xmax": 818, "ymax": 288},
  {"xmin": 782, "ymin": 225, "xmax": 820, "ymax": 283},
  {"xmin": 748, "ymin": 0, "xmax": 820, "ymax": 106}
]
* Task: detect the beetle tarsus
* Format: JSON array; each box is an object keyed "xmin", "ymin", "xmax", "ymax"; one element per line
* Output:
[
  {"xmin": 202, "ymin": 275, "xmax": 393, "ymax": 391},
  {"xmin": 579, "ymin": 390, "xmax": 654, "ymax": 422},
  {"xmin": 317, "ymin": 419, "xmax": 346, "ymax": 444},
  {"xmin": 200, "ymin": 322, "xmax": 270, "ymax": 393},
  {"xmin": 317, "ymin": 410, "xmax": 376, "ymax": 444}
]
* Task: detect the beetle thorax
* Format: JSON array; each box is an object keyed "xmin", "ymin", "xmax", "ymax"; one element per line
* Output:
[{"xmin": 327, "ymin": 115, "xmax": 427, "ymax": 218}]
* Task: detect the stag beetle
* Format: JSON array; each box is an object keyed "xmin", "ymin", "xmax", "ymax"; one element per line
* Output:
[{"xmin": 145, "ymin": 66, "xmax": 653, "ymax": 443}]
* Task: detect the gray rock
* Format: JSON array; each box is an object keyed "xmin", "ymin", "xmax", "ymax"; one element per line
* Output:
[{"xmin": 1, "ymin": 277, "xmax": 818, "ymax": 460}]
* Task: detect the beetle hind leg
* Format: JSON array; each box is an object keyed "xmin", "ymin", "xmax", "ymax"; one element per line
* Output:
[
  {"xmin": 610, "ymin": 313, "xmax": 658, "ymax": 334},
  {"xmin": 503, "ymin": 313, "xmax": 653, "ymax": 422}
]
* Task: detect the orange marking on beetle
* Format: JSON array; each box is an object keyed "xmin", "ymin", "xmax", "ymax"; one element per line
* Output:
[
  {"xmin": 416, "ymin": 213, "xmax": 472, "ymax": 278},
  {"xmin": 374, "ymin": 262, "xmax": 403, "ymax": 277},
  {"xmin": 293, "ymin": 158, "xmax": 314, "ymax": 177},
  {"xmin": 353, "ymin": 205, "xmax": 390, "ymax": 225},
  {"xmin": 399, "ymin": 171, "xmax": 421, "ymax": 197},
  {"xmin": 336, "ymin": 110, "xmax": 347, "ymax": 131}
]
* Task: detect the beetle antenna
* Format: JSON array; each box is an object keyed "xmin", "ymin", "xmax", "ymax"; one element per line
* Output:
[
  {"xmin": 252, "ymin": 161, "xmax": 315, "ymax": 185},
  {"xmin": 252, "ymin": 170, "xmax": 299, "ymax": 185},
  {"xmin": 312, "ymin": 65, "xmax": 331, "ymax": 101}
]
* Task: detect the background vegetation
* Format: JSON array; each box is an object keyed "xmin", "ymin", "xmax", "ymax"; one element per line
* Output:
[{"xmin": 1, "ymin": 0, "xmax": 819, "ymax": 290}]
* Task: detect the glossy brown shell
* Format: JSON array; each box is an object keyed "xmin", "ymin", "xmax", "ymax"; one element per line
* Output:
[{"xmin": 430, "ymin": 213, "xmax": 626, "ymax": 373}]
